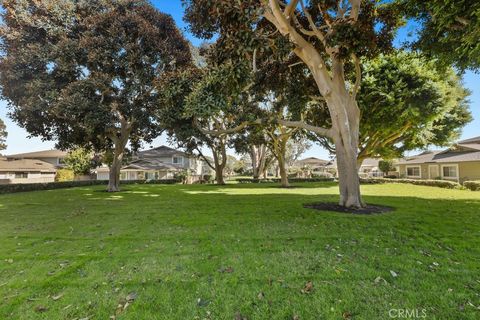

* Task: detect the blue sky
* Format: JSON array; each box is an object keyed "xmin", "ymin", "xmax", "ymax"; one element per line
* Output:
[{"xmin": 1, "ymin": 0, "xmax": 478, "ymax": 159}]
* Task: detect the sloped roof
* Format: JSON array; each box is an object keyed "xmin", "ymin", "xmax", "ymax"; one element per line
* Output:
[
  {"xmin": 297, "ymin": 157, "xmax": 329, "ymax": 165},
  {"xmin": 458, "ymin": 136, "xmax": 480, "ymax": 144},
  {"xmin": 0, "ymin": 158, "xmax": 56, "ymax": 172},
  {"xmin": 137, "ymin": 145, "xmax": 188, "ymax": 158},
  {"xmin": 398, "ymin": 150, "xmax": 480, "ymax": 164},
  {"xmin": 325, "ymin": 158, "xmax": 382, "ymax": 168},
  {"xmin": 361, "ymin": 158, "xmax": 380, "ymax": 167},
  {"xmin": 122, "ymin": 159, "xmax": 179, "ymax": 171},
  {"xmin": 7, "ymin": 149, "xmax": 68, "ymax": 159}
]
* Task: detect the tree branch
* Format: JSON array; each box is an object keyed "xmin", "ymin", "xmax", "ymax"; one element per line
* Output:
[
  {"xmin": 277, "ymin": 119, "xmax": 333, "ymax": 138},
  {"xmin": 194, "ymin": 118, "xmax": 262, "ymax": 136},
  {"xmin": 351, "ymin": 53, "xmax": 361, "ymax": 99}
]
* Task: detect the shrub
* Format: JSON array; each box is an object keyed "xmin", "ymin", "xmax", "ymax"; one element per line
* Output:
[
  {"xmin": 464, "ymin": 181, "xmax": 480, "ymax": 191},
  {"xmin": 0, "ymin": 179, "xmax": 180, "ymax": 194},
  {"xmin": 55, "ymin": 169, "xmax": 74, "ymax": 182},
  {"xmin": 202, "ymin": 174, "xmax": 213, "ymax": 183},
  {"xmin": 312, "ymin": 172, "xmax": 334, "ymax": 179},
  {"xmin": 235, "ymin": 177, "xmax": 335, "ymax": 184},
  {"xmin": 360, "ymin": 178, "xmax": 460, "ymax": 189}
]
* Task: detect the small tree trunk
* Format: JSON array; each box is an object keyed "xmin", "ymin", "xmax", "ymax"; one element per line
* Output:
[
  {"xmin": 276, "ymin": 138, "xmax": 289, "ymax": 188},
  {"xmin": 211, "ymin": 140, "xmax": 227, "ymax": 185},
  {"xmin": 215, "ymin": 165, "xmax": 225, "ymax": 184},
  {"xmin": 278, "ymin": 156, "xmax": 289, "ymax": 187}
]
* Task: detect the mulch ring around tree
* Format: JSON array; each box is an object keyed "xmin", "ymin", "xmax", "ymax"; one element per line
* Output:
[{"xmin": 303, "ymin": 202, "xmax": 394, "ymax": 215}]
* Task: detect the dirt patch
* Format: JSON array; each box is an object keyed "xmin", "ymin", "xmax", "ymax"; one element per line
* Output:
[{"xmin": 304, "ymin": 202, "xmax": 394, "ymax": 214}]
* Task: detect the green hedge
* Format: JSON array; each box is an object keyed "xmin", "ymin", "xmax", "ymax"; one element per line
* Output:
[
  {"xmin": 464, "ymin": 181, "xmax": 480, "ymax": 191},
  {"xmin": 236, "ymin": 177, "xmax": 335, "ymax": 184},
  {"xmin": 0, "ymin": 179, "xmax": 180, "ymax": 194},
  {"xmin": 360, "ymin": 177, "xmax": 461, "ymax": 189}
]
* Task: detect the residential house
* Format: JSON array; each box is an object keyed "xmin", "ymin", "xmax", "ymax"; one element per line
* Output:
[
  {"xmin": 295, "ymin": 157, "xmax": 330, "ymax": 176},
  {"xmin": 6, "ymin": 149, "xmax": 68, "ymax": 168},
  {"xmin": 96, "ymin": 145, "xmax": 210, "ymax": 182},
  {"xmin": 325, "ymin": 157, "xmax": 388, "ymax": 178},
  {"xmin": 397, "ymin": 136, "xmax": 480, "ymax": 183},
  {"xmin": 0, "ymin": 157, "xmax": 56, "ymax": 184}
]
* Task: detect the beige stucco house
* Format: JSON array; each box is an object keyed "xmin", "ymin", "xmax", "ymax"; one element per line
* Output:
[
  {"xmin": 96, "ymin": 145, "xmax": 210, "ymax": 182},
  {"xmin": 0, "ymin": 158, "xmax": 56, "ymax": 184},
  {"xmin": 6, "ymin": 149, "xmax": 68, "ymax": 168},
  {"xmin": 397, "ymin": 136, "xmax": 480, "ymax": 183}
]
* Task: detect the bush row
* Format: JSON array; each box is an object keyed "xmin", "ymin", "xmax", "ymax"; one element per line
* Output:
[
  {"xmin": 463, "ymin": 181, "xmax": 480, "ymax": 191},
  {"xmin": 360, "ymin": 177, "xmax": 461, "ymax": 189},
  {"xmin": 236, "ymin": 177, "xmax": 335, "ymax": 184},
  {"xmin": 0, "ymin": 179, "xmax": 180, "ymax": 194}
]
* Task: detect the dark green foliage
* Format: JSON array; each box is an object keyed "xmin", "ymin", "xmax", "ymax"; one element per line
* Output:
[
  {"xmin": 0, "ymin": 179, "xmax": 180, "ymax": 194},
  {"xmin": 464, "ymin": 181, "xmax": 480, "ymax": 191},
  {"xmin": 398, "ymin": 0, "xmax": 480, "ymax": 71},
  {"xmin": 378, "ymin": 160, "xmax": 395, "ymax": 175},
  {"xmin": 236, "ymin": 177, "xmax": 335, "ymax": 184},
  {"xmin": 313, "ymin": 52, "xmax": 471, "ymax": 159},
  {"xmin": 64, "ymin": 148, "xmax": 95, "ymax": 175},
  {"xmin": 0, "ymin": 0, "xmax": 191, "ymax": 151},
  {"xmin": 360, "ymin": 177, "xmax": 461, "ymax": 189}
]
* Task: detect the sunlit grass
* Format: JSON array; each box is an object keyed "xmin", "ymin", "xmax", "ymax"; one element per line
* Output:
[{"xmin": 0, "ymin": 182, "xmax": 479, "ymax": 319}]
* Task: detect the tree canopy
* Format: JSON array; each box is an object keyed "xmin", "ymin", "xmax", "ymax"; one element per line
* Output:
[
  {"xmin": 64, "ymin": 148, "xmax": 96, "ymax": 176},
  {"xmin": 399, "ymin": 0, "xmax": 480, "ymax": 71},
  {"xmin": 311, "ymin": 51, "xmax": 471, "ymax": 161},
  {"xmin": 0, "ymin": 0, "xmax": 191, "ymax": 191}
]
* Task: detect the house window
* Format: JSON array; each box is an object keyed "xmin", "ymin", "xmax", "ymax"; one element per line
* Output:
[
  {"xmin": 172, "ymin": 156, "xmax": 183, "ymax": 165},
  {"xmin": 15, "ymin": 172, "xmax": 28, "ymax": 179},
  {"xmin": 406, "ymin": 166, "xmax": 421, "ymax": 178},
  {"xmin": 442, "ymin": 165, "xmax": 458, "ymax": 179}
]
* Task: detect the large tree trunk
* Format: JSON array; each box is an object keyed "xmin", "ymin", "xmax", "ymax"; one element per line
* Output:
[
  {"xmin": 262, "ymin": 0, "xmax": 365, "ymax": 207},
  {"xmin": 107, "ymin": 122, "xmax": 130, "ymax": 192},
  {"xmin": 330, "ymin": 97, "xmax": 363, "ymax": 208},
  {"xmin": 108, "ymin": 149, "xmax": 122, "ymax": 192},
  {"xmin": 250, "ymin": 144, "xmax": 267, "ymax": 179}
]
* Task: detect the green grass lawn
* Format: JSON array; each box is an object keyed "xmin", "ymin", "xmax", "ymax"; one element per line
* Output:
[{"xmin": 1, "ymin": 182, "xmax": 479, "ymax": 319}]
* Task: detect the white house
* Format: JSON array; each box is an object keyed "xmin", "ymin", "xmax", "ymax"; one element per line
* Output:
[{"xmin": 96, "ymin": 146, "xmax": 210, "ymax": 182}]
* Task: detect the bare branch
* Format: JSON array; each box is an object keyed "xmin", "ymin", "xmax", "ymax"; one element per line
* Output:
[
  {"xmin": 284, "ymin": 0, "xmax": 300, "ymax": 19},
  {"xmin": 349, "ymin": 0, "xmax": 361, "ymax": 21},
  {"xmin": 299, "ymin": 0, "xmax": 328, "ymax": 47},
  {"xmin": 277, "ymin": 119, "xmax": 333, "ymax": 138},
  {"xmin": 351, "ymin": 53, "xmax": 361, "ymax": 99},
  {"xmin": 194, "ymin": 146, "xmax": 215, "ymax": 170},
  {"xmin": 195, "ymin": 118, "xmax": 262, "ymax": 137}
]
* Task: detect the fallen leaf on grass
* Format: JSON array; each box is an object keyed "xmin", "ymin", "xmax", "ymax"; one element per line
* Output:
[
  {"xmin": 234, "ymin": 312, "xmax": 247, "ymax": 320},
  {"xmin": 35, "ymin": 305, "xmax": 48, "ymax": 313},
  {"xmin": 390, "ymin": 270, "xmax": 398, "ymax": 278},
  {"xmin": 374, "ymin": 276, "xmax": 388, "ymax": 284},
  {"xmin": 126, "ymin": 292, "xmax": 137, "ymax": 302},
  {"xmin": 197, "ymin": 298, "xmax": 210, "ymax": 307},
  {"xmin": 52, "ymin": 293, "xmax": 63, "ymax": 301},
  {"xmin": 342, "ymin": 311, "xmax": 352, "ymax": 319},
  {"xmin": 218, "ymin": 266, "xmax": 234, "ymax": 273},
  {"xmin": 301, "ymin": 281, "xmax": 314, "ymax": 294}
]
